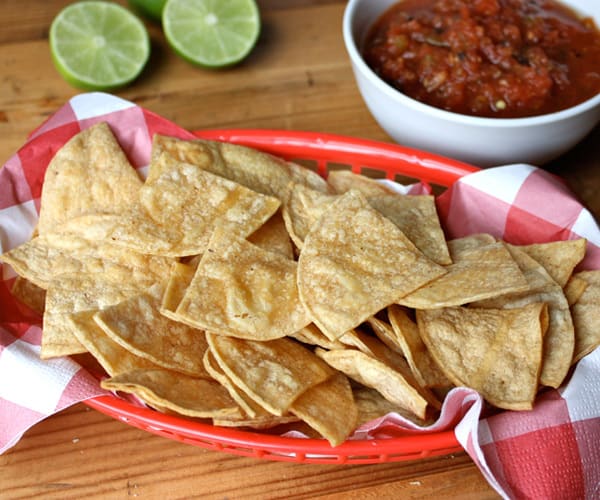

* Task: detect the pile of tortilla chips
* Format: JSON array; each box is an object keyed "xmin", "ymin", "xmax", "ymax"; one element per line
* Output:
[{"xmin": 2, "ymin": 122, "xmax": 599, "ymax": 446}]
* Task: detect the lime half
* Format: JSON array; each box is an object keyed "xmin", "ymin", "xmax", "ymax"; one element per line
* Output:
[
  {"xmin": 49, "ymin": 1, "xmax": 150, "ymax": 91},
  {"xmin": 163, "ymin": 0, "xmax": 260, "ymax": 68}
]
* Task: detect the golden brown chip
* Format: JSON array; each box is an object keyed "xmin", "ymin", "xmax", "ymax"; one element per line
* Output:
[
  {"xmin": 93, "ymin": 283, "xmax": 210, "ymax": 377},
  {"xmin": 298, "ymin": 190, "xmax": 446, "ymax": 340},
  {"xmin": 386, "ymin": 305, "xmax": 451, "ymax": 388},
  {"xmin": 352, "ymin": 386, "xmax": 432, "ymax": 427},
  {"xmin": 207, "ymin": 334, "xmax": 333, "ymax": 416},
  {"xmin": 203, "ymin": 350, "xmax": 268, "ymax": 418},
  {"xmin": 398, "ymin": 234, "xmax": 529, "ymax": 309},
  {"xmin": 282, "ymin": 183, "xmax": 337, "ymax": 249},
  {"xmin": 289, "ymin": 323, "xmax": 346, "ymax": 350},
  {"xmin": 417, "ymin": 303, "xmax": 547, "ymax": 410},
  {"xmin": 326, "ymin": 170, "xmax": 396, "ymax": 197},
  {"xmin": 160, "ymin": 261, "xmax": 197, "ymax": 320},
  {"xmin": 289, "ymin": 372, "xmax": 358, "ymax": 446},
  {"xmin": 0, "ymin": 232, "xmax": 172, "ymax": 290},
  {"xmin": 475, "ymin": 245, "xmax": 575, "ymax": 389},
  {"xmin": 11, "ymin": 276, "xmax": 46, "ymax": 314},
  {"xmin": 68, "ymin": 311, "xmax": 158, "ymax": 376},
  {"xmin": 37, "ymin": 122, "xmax": 142, "ymax": 235},
  {"xmin": 101, "ymin": 368, "xmax": 242, "ymax": 419},
  {"xmin": 564, "ymin": 275, "xmax": 588, "ymax": 306},
  {"xmin": 316, "ymin": 348, "xmax": 429, "ymax": 420},
  {"xmin": 570, "ymin": 270, "xmax": 600, "ymax": 363},
  {"xmin": 518, "ymin": 239, "xmax": 586, "ymax": 287},
  {"xmin": 42, "ymin": 273, "xmax": 153, "ymax": 358},
  {"xmin": 247, "ymin": 209, "xmax": 294, "ymax": 259},
  {"xmin": 175, "ymin": 228, "xmax": 311, "ymax": 340},
  {"xmin": 137, "ymin": 152, "xmax": 281, "ymax": 256}
]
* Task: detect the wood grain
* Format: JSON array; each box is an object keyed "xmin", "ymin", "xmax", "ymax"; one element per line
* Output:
[{"xmin": 1, "ymin": 1, "xmax": 598, "ymax": 498}]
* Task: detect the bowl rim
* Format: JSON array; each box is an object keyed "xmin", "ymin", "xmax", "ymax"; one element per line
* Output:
[{"xmin": 342, "ymin": 0, "xmax": 600, "ymax": 129}]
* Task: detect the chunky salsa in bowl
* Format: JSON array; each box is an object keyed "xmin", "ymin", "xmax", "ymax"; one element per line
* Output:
[
  {"xmin": 362, "ymin": 0, "xmax": 600, "ymax": 119},
  {"xmin": 342, "ymin": 0, "xmax": 600, "ymax": 166}
]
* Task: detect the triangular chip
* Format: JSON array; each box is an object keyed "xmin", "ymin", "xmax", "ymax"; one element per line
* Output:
[
  {"xmin": 385, "ymin": 305, "xmax": 451, "ymax": 388},
  {"xmin": 316, "ymin": 347, "xmax": 429, "ymax": 420},
  {"xmin": 519, "ymin": 239, "xmax": 586, "ymax": 287},
  {"xmin": 207, "ymin": 334, "xmax": 333, "ymax": 416},
  {"xmin": 247, "ymin": 209, "xmax": 294, "ymax": 259},
  {"xmin": 416, "ymin": 303, "xmax": 547, "ymax": 410},
  {"xmin": 398, "ymin": 234, "xmax": 529, "ymax": 309},
  {"xmin": 93, "ymin": 283, "xmax": 210, "ymax": 377},
  {"xmin": 570, "ymin": 270, "xmax": 600, "ymax": 363},
  {"xmin": 475, "ymin": 245, "xmax": 575, "ymax": 388},
  {"xmin": 37, "ymin": 122, "xmax": 142, "ymax": 235},
  {"xmin": 175, "ymin": 228, "xmax": 311, "ymax": 340},
  {"xmin": 289, "ymin": 372, "xmax": 358, "ymax": 446},
  {"xmin": 327, "ymin": 170, "xmax": 397, "ymax": 197},
  {"xmin": 298, "ymin": 190, "xmax": 446, "ymax": 340},
  {"xmin": 101, "ymin": 368, "xmax": 242, "ymax": 419}
]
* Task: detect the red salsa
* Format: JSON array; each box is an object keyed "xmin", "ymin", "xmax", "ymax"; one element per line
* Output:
[{"xmin": 362, "ymin": 0, "xmax": 600, "ymax": 118}]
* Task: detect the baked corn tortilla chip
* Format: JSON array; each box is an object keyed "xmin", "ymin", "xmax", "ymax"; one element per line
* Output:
[
  {"xmin": 160, "ymin": 261, "xmax": 197, "ymax": 320},
  {"xmin": 564, "ymin": 275, "xmax": 588, "ymax": 306},
  {"xmin": 206, "ymin": 334, "xmax": 334, "ymax": 416},
  {"xmin": 474, "ymin": 245, "xmax": 575, "ymax": 389},
  {"xmin": 298, "ymin": 190, "xmax": 446, "ymax": 340},
  {"xmin": 101, "ymin": 368, "xmax": 242, "ymax": 419},
  {"xmin": 37, "ymin": 122, "xmax": 142, "ymax": 235},
  {"xmin": 42, "ymin": 272, "xmax": 155, "ymax": 358},
  {"xmin": 0, "ymin": 232, "xmax": 172, "ymax": 290},
  {"xmin": 138, "ymin": 152, "xmax": 281, "ymax": 256},
  {"xmin": 203, "ymin": 350, "xmax": 268, "ymax": 418},
  {"xmin": 93, "ymin": 283, "xmax": 210, "ymax": 377},
  {"xmin": 398, "ymin": 234, "xmax": 529, "ymax": 309},
  {"xmin": 247, "ymin": 209, "xmax": 294, "ymax": 259},
  {"xmin": 11, "ymin": 276, "xmax": 46, "ymax": 314},
  {"xmin": 289, "ymin": 323, "xmax": 346, "ymax": 350},
  {"xmin": 316, "ymin": 347, "xmax": 429, "ymax": 420},
  {"xmin": 282, "ymin": 183, "xmax": 338, "ymax": 249},
  {"xmin": 519, "ymin": 239, "xmax": 586, "ymax": 287},
  {"xmin": 386, "ymin": 305, "xmax": 451, "ymax": 388},
  {"xmin": 570, "ymin": 270, "xmax": 600, "ymax": 363},
  {"xmin": 327, "ymin": 170, "xmax": 396, "ymax": 197},
  {"xmin": 417, "ymin": 303, "xmax": 547, "ymax": 410},
  {"xmin": 175, "ymin": 228, "xmax": 311, "ymax": 340},
  {"xmin": 289, "ymin": 372, "xmax": 358, "ymax": 446},
  {"xmin": 68, "ymin": 311, "xmax": 159, "ymax": 376}
]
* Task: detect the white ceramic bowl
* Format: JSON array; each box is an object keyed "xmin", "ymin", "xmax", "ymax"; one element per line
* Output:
[{"xmin": 343, "ymin": 0, "xmax": 600, "ymax": 167}]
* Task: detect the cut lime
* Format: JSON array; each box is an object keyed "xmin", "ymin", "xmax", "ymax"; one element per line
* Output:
[
  {"xmin": 49, "ymin": 1, "xmax": 151, "ymax": 91},
  {"xmin": 128, "ymin": 0, "xmax": 167, "ymax": 22},
  {"xmin": 163, "ymin": 0, "xmax": 260, "ymax": 68}
]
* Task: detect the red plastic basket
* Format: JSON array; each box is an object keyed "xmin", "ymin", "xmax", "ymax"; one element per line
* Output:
[{"xmin": 86, "ymin": 129, "xmax": 480, "ymax": 464}]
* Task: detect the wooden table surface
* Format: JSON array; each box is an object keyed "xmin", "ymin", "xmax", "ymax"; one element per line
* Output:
[{"xmin": 1, "ymin": 1, "xmax": 598, "ymax": 499}]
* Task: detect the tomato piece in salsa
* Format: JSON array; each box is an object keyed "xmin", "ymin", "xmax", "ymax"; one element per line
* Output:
[{"xmin": 362, "ymin": 0, "xmax": 600, "ymax": 118}]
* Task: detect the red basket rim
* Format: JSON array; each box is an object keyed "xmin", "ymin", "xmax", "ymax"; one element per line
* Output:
[{"xmin": 86, "ymin": 129, "xmax": 478, "ymax": 463}]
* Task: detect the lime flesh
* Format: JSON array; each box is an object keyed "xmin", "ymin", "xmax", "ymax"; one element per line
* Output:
[
  {"xmin": 49, "ymin": 1, "xmax": 151, "ymax": 90},
  {"xmin": 163, "ymin": 0, "xmax": 260, "ymax": 68}
]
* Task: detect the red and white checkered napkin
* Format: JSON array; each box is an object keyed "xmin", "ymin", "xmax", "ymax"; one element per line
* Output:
[{"xmin": 1, "ymin": 93, "xmax": 599, "ymax": 499}]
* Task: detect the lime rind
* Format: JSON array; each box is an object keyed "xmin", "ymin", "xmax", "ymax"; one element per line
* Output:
[
  {"xmin": 49, "ymin": 1, "xmax": 150, "ymax": 91},
  {"xmin": 163, "ymin": 0, "xmax": 260, "ymax": 68}
]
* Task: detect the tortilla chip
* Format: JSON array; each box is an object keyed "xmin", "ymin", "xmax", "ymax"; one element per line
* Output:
[
  {"xmin": 398, "ymin": 234, "xmax": 529, "ymax": 309},
  {"xmin": 101, "ymin": 368, "xmax": 242, "ymax": 419},
  {"xmin": 316, "ymin": 348, "xmax": 429, "ymax": 419},
  {"xmin": 247, "ymin": 209, "xmax": 294, "ymax": 259},
  {"xmin": 289, "ymin": 323, "xmax": 346, "ymax": 350},
  {"xmin": 298, "ymin": 190, "xmax": 446, "ymax": 340},
  {"xmin": 93, "ymin": 283, "xmax": 210, "ymax": 377},
  {"xmin": 417, "ymin": 303, "xmax": 547, "ymax": 410},
  {"xmin": 37, "ymin": 122, "xmax": 142, "ymax": 235},
  {"xmin": 327, "ymin": 170, "xmax": 396, "ymax": 197},
  {"xmin": 137, "ymin": 152, "xmax": 281, "ymax": 256},
  {"xmin": 475, "ymin": 245, "xmax": 575, "ymax": 389},
  {"xmin": 352, "ymin": 386, "xmax": 432, "ymax": 427},
  {"xmin": 519, "ymin": 239, "xmax": 586, "ymax": 287},
  {"xmin": 570, "ymin": 270, "xmax": 600, "ymax": 363},
  {"xmin": 11, "ymin": 276, "xmax": 46, "ymax": 314},
  {"xmin": 564, "ymin": 274, "xmax": 589, "ymax": 307},
  {"xmin": 160, "ymin": 261, "xmax": 197, "ymax": 320},
  {"xmin": 386, "ymin": 305, "xmax": 451, "ymax": 388},
  {"xmin": 68, "ymin": 311, "xmax": 158, "ymax": 376},
  {"xmin": 289, "ymin": 372, "xmax": 358, "ymax": 446},
  {"xmin": 207, "ymin": 334, "xmax": 333, "ymax": 416},
  {"xmin": 175, "ymin": 228, "xmax": 311, "ymax": 340}
]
